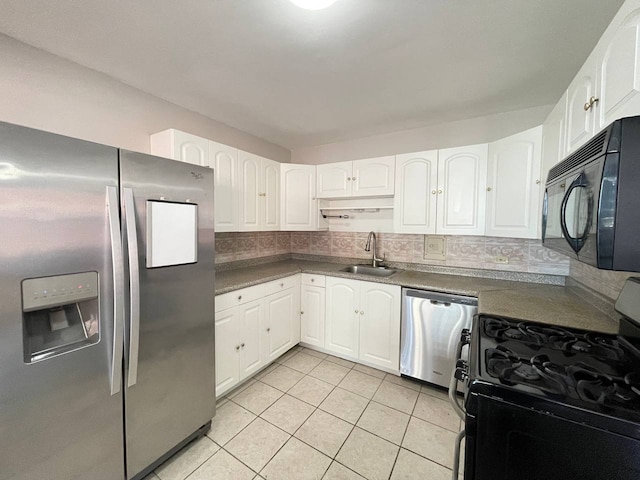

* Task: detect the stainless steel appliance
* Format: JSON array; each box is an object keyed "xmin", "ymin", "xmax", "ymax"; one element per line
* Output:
[
  {"xmin": 0, "ymin": 122, "xmax": 216, "ymax": 480},
  {"xmin": 400, "ymin": 288, "xmax": 477, "ymax": 389},
  {"xmin": 449, "ymin": 279, "xmax": 640, "ymax": 480},
  {"xmin": 542, "ymin": 115, "xmax": 640, "ymax": 271}
]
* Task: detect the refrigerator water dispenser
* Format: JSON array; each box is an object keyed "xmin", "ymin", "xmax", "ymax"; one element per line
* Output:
[{"xmin": 21, "ymin": 272, "xmax": 100, "ymax": 363}]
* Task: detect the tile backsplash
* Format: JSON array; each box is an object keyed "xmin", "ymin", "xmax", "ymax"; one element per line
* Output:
[
  {"xmin": 216, "ymin": 231, "xmax": 570, "ymax": 276},
  {"xmin": 569, "ymin": 259, "xmax": 634, "ymax": 300}
]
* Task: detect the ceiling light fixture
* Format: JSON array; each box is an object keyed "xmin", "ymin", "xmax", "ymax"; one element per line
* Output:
[{"xmin": 289, "ymin": 0, "xmax": 338, "ymax": 10}]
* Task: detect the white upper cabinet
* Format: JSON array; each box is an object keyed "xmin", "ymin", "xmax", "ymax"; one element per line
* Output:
[
  {"xmin": 238, "ymin": 151, "xmax": 280, "ymax": 231},
  {"xmin": 566, "ymin": 65, "xmax": 598, "ymax": 153},
  {"xmin": 352, "ymin": 156, "xmax": 396, "ymax": 197},
  {"xmin": 209, "ymin": 141, "xmax": 238, "ymax": 233},
  {"xmin": 316, "ymin": 157, "xmax": 395, "ymax": 198},
  {"xmin": 150, "ymin": 129, "xmax": 210, "ymax": 167},
  {"xmin": 436, "ymin": 144, "xmax": 488, "ymax": 235},
  {"xmin": 316, "ymin": 161, "xmax": 353, "ymax": 198},
  {"xmin": 486, "ymin": 127, "xmax": 543, "ymax": 239},
  {"xmin": 542, "ymin": 92, "xmax": 568, "ymax": 170},
  {"xmin": 394, "ymin": 151, "xmax": 438, "ymax": 234},
  {"xmin": 281, "ymin": 164, "xmax": 317, "ymax": 230},
  {"xmin": 598, "ymin": 10, "xmax": 640, "ymax": 130}
]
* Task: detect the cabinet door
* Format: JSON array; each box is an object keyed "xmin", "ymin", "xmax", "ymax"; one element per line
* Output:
[
  {"xmin": 566, "ymin": 67, "xmax": 597, "ymax": 153},
  {"xmin": 393, "ymin": 151, "xmax": 438, "ymax": 234},
  {"xmin": 264, "ymin": 289, "xmax": 296, "ymax": 362},
  {"xmin": 358, "ymin": 282, "xmax": 401, "ymax": 372},
  {"xmin": 239, "ymin": 299, "xmax": 265, "ymax": 379},
  {"xmin": 281, "ymin": 164, "xmax": 317, "ymax": 230},
  {"xmin": 173, "ymin": 130, "xmax": 210, "ymax": 166},
  {"xmin": 598, "ymin": 11, "xmax": 640, "ymax": 130},
  {"xmin": 210, "ymin": 141, "xmax": 238, "ymax": 232},
  {"xmin": 486, "ymin": 127, "xmax": 543, "ymax": 239},
  {"xmin": 215, "ymin": 307, "xmax": 240, "ymax": 397},
  {"xmin": 300, "ymin": 285, "xmax": 325, "ymax": 348},
  {"xmin": 316, "ymin": 161, "xmax": 352, "ymax": 198},
  {"xmin": 352, "ymin": 156, "xmax": 395, "ymax": 197},
  {"xmin": 325, "ymin": 277, "xmax": 359, "ymax": 359},
  {"xmin": 436, "ymin": 144, "xmax": 488, "ymax": 235},
  {"xmin": 261, "ymin": 158, "xmax": 280, "ymax": 230},
  {"xmin": 238, "ymin": 151, "xmax": 261, "ymax": 231},
  {"xmin": 542, "ymin": 92, "xmax": 568, "ymax": 169}
]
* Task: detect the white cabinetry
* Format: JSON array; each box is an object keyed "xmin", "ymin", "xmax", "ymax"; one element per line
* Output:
[
  {"xmin": 316, "ymin": 157, "xmax": 395, "ymax": 198},
  {"xmin": 393, "ymin": 151, "xmax": 438, "ymax": 234},
  {"xmin": 214, "ymin": 276, "xmax": 300, "ymax": 397},
  {"xmin": 542, "ymin": 92, "xmax": 568, "ymax": 169},
  {"xmin": 566, "ymin": 65, "xmax": 598, "ymax": 153},
  {"xmin": 598, "ymin": 10, "xmax": 640, "ymax": 131},
  {"xmin": 485, "ymin": 126, "xmax": 543, "ymax": 239},
  {"xmin": 300, "ymin": 274, "xmax": 326, "ymax": 348},
  {"xmin": 325, "ymin": 277, "xmax": 400, "ymax": 372},
  {"xmin": 209, "ymin": 141, "xmax": 238, "ymax": 232},
  {"xmin": 436, "ymin": 144, "xmax": 488, "ymax": 235},
  {"xmin": 150, "ymin": 129, "xmax": 209, "ymax": 167},
  {"xmin": 238, "ymin": 151, "xmax": 280, "ymax": 231},
  {"xmin": 281, "ymin": 164, "xmax": 321, "ymax": 230}
]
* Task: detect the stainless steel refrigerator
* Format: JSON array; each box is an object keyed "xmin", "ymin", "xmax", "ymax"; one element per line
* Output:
[{"xmin": 0, "ymin": 122, "xmax": 216, "ymax": 480}]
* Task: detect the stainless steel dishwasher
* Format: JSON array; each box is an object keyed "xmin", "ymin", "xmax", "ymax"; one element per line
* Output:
[{"xmin": 400, "ymin": 288, "xmax": 477, "ymax": 389}]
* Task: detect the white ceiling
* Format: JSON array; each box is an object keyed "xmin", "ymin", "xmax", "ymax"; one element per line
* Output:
[{"xmin": 0, "ymin": 0, "xmax": 624, "ymax": 149}]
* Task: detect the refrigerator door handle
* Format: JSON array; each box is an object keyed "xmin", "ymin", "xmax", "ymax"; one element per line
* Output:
[
  {"xmin": 106, "ymin": 186, "xmax": 125, "ymax": 395},
  {"xmin": 124, "ymin": 187, "xmax": 141, "ymax": 387}
]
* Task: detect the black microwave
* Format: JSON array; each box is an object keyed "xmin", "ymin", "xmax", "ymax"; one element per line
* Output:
[{"xmin": 542, "ymin": 116, "xmax": 640, "ymax": 271}]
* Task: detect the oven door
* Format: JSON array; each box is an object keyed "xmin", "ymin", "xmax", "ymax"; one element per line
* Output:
[{"xmin": 466, "ymin": 394, "xmax": 640, "ymax": 480}]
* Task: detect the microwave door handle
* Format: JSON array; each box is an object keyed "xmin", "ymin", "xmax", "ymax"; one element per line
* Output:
[
  {"xmin": 560, "ymin": 175, "xmax": 584, "ymax": 253},
  {"xmin": 106, "ymin": 186, "xmax": 125, "ymax": 396},
  {"xmin": 123, "ymin": 188, "xmax": 141, "ymax": 387}
]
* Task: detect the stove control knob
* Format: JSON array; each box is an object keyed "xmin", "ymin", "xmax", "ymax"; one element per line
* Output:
[
  {"xmin": 456, "ymin": 359, "xmax": 468, "ymax": 370},
  {"xmin": 454, "ymin": 367, "xmax": 469, "ymax": 382}
]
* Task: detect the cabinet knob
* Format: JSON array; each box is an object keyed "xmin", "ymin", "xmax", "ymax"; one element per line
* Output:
[
  {"xmin": 486, "ymin": 187, "xmax": 492, "ymax": 192},
  {"xmin": 431, "ymin": 190, "xmax": 437, "ymax": 195},
  {"xmin": 241, "ymin": 343, "xmax": 245, "ymax": 348},
  {"xmin": 280, "ymin": 282, "xmax": 284, "ymax": 287},
  {"xmin": 300, "ymin": 311, "xmax": 304, "ymax": 315},
  {"xmin": 360, "ymin": 311, "xmax": 364, "ymax": 315},
  {"xmin": 352, "ymin": 177, "xmax": 356, "ymax": 181},
  {"xmin": 267, "ymin": 327, "xmax": 271, "ymax": 332},
  {"xmin": 536, "ymin": 179, "xmax": 541, "ymax": 185},
  {"xmin": 347, "ymin": 177, "xmax": 352, "ymax": 181},
  {"xmin": 311, "ymin": 278, "xmax": 315, "ymax": 282},
  {"xmin": 355, "ymin": 309, "xmax": 359, "ymax": 313},
  {"xmin": 235, "ymin": 345, "xmax": 240, "ymax": 351},
  {"xmin": 238, "ymin": 295, "xmax": 242, "ymax": 300},
  {"xmin": 583, "ymin": 96, "xmax": 600, "ymax": 111},
  {"xmin": 438, "ymin": 189, "xmax": 443, "ymax": 194}
]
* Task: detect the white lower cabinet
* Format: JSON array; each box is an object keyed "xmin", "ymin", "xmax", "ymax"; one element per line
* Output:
[
  {"xmin": 214, "ymin": 275, "xmax": 300, "ymax": 397},
  {"xmin": 325, "ymin": 277, "xmax": 401, "ymax": 371},
  {"xmin": 301, "ymin": 284, "xmax": 326, "ymax": 348}
]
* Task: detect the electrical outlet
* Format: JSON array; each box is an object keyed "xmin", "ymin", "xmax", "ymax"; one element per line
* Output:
[
  {"xmin": 494, "ymin": 255, "xmax": 509, "ymax": 264},
  {"xmin": 424, "ymin": 235, "xmax": 446, "ymax": 260}
]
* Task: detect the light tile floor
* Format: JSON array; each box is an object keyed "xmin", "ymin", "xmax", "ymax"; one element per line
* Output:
[{"xmin": 146, "ymin": 345, "xmax": 464, "ymax": 480}]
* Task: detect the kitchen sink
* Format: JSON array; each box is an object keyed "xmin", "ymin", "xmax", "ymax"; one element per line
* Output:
[{"xmin": 340, "ymin": 265, "xmax": 398, "ymax": 277}]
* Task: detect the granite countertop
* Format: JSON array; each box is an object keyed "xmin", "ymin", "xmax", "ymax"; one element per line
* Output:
[{"xmin": 216, "ymin": 259, "xmax": 619, "ymax": 334}]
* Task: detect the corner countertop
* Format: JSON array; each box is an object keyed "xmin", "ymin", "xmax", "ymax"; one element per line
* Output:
[{"xmin": 216, "ymin": 259, "xmax": 619, "ymax": 334}]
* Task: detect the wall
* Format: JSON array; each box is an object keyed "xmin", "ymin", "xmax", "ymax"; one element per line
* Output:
[
  {"xmin": 216, "ymin": 231, "xmax": 569, "ymax": 276},
  {"xmin": 569, "ymin": 259, "xmax": 634, "ymax": 300},
  {"xmin": 0, "ymin": 34, "xmax": 290, "ymax": 162},
  {"xmin": 291, "ymin": 105, "xmax": 552, "ymax": 164}
]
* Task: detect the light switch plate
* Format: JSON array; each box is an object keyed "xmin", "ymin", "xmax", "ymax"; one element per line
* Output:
[{"xmin": 424, "ymin": 235, "xmax": 446, "ymax": 261}]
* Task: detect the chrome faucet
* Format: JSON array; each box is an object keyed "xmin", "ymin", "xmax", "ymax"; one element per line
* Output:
[{"xmin": 364, "ymin": 231, "xmax": 385, "ymax": 268}]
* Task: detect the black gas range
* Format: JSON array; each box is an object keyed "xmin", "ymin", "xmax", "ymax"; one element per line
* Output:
[{"xmin": 452, "ymin": 278, "xmax": 640, "ymax": 480}]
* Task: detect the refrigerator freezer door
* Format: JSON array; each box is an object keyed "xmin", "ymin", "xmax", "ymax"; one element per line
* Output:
[
  {"xmin": 119, "ymin": 151, "xmax": 216, "ymax": 479},
  {"xmin": 0, "ymin": 122, "xmax": 125, "ymax": 480}
]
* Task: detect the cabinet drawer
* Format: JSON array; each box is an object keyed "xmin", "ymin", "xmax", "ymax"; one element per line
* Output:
[
  {"xmin": 216, "ymin": 284, "xmax": 266, "ymax": 312},
  {"xmin": 265, "ymin": 275, "xmax": 299, "ymax": 296},
  {"xmin": 301, "ymin": 273, "xmax": 325, "ymax": 288}
]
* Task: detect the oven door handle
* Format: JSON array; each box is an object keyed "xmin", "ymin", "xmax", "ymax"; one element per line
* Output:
[
  {"xmin": 449, "ymin": 332, "xmax": 468, "ymax": 421},
  {"xmin": 452, "ymin": 428, "xmax": 466, "ymax": 480}
]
